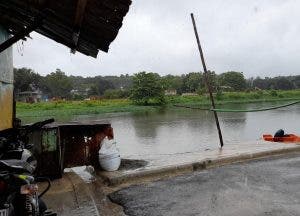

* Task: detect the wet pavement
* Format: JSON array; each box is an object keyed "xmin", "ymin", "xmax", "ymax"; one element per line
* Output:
[
  {"xmin": 110, "ymin": 152, "xmax": 300, "ymax": 216},
  {"xmin": 42, "ymin": 171, "xmax": 125, "ymax": 216},
  {"xmin": 98, "ymin": 141, "xmax": 300, "ymax": 186},
  {"xmin": 41, "ymin": 141, "xmax": 300, "ymax": 215}
]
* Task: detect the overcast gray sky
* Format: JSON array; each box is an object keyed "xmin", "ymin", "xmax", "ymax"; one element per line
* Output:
[{"xmin": 13, "ymin": 0, "xmax": 300, "ymax": 78}]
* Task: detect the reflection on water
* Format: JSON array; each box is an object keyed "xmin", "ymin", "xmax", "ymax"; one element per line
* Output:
[{"xmin": 19, "ymin": 102, "xmax": 300, "ymax": 157}]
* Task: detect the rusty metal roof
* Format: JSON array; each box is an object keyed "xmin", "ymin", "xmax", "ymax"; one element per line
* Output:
[{"xmin": 0, "ymin": 0, "xmax": 131, "ymax": 57}]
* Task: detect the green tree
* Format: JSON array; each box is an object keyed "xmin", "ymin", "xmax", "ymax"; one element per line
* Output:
[
  {"xmin": 14, "ymin": 68, "xmax": 43, "ymax": 93},
  {"xmin": 104, "ymin": 89, "xmax": 130, "ymax": 99},
  {"xmin": 184, "ymin": 72, "xmax": 203, "ymax": 92},
  {"xmin": 161, "ymin": 75, "xmax": 183, "ymax": 93},
  {"xmin": 272, "ymin": 77, "xmax": 294, "ymax": 90},
  {"xmin": 252, "ymin": 77, "xmax": 267, "ymax": 90},
  {"xmin": 87, "ymin": 85, "xmax": 99, "ymax": 96},
  {"xmin": 250, "ymin": 76, "xmax": 297, "ymax": 90},
  {"xmin": 292, "ymin": 75, "xmax": 300, "ymax": 88},
  {"xmin": 44, "ymin": 69, "xmax": 73, "ymax": 98},
  {"xmin": 130, "ymin": 72, "xmax": 165, "ymax": 105},
  {"xmin": 219, "ymin": 71, "xmax": 247, "ymax": 91},
  {"xmin": 182, "ymin": 71, "xmax": 217, "ymax": 94},
  {"xmin": 95, "ymin": 78, "xmax": 114, "ymax": 95}
]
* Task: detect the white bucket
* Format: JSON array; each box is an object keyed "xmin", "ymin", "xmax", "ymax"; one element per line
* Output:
[{"xmin": 98, "ymin": 153, "xmax": 121, "ymax": 171}]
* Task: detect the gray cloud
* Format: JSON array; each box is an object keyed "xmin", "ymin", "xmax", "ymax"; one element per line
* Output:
[{"xmin": 13, "ymin": 0, "xmax": 300, "ymax": 77}]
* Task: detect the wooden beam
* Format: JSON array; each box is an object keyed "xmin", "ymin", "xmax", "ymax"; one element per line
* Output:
[
  {"xmin": 74, "ymin": 0, "xmax": 88, "ymax": 29},
  {"xmin": 0, "ymin": 18, "xmax": 43, "ymax": 54},
  {"xmin": 71, "ymin": 0, "xmax": 88, "ymax": 53}
]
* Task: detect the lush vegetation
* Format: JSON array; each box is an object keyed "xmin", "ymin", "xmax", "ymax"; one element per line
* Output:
[
  {"xmin": 14, "ymin": 67, "xmax": 300, "ymax": 119},
  {"xmin": 130, "ymin": 72, "xmax": 166, "ymax": 105},
  {"xmin": 17, "ymin": 90, "xmax": 300, "ymax": 118},
  {"xmin": 167, "ymin": 89, "xmax": 300, "ymax": 106},
  {"xmin": 17, "ymin": 99, "xmax": 156, "ymax": 117},
  {"xmin": 14, "ymin": 68, "xmax": 300, "ymax": 102}
]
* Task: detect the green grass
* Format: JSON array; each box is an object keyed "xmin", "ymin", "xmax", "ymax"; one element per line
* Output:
[
  {"xmin": 167, "ymin": 89, "xmax": 300, "ymax": 106},
  {"xmin": 17, "ymin": 90, "xmax": 300, "ymax": 118},
  {"xmin": 17, "ymin": 99, "xmax": 159, "ymax": 117}
]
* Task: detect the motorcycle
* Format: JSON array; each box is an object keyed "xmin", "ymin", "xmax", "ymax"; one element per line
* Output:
[{"xmin": 0, "ymin": 119, "xmax": 56, "ymax": 216}]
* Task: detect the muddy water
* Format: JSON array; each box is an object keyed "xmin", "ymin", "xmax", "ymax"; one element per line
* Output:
[{"xmin": 20, "ymin": 102, "xmax": 300, "ymax": 158}]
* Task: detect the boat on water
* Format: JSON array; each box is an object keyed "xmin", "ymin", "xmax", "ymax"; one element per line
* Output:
[{"xmin": 263, "ymin": 134, "xmax": 300, "ymax": 143}]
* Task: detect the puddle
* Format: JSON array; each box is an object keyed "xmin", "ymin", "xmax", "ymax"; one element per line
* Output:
[{"xmin": 119, "ymin": 159, "xmax": 148, "ymax": 170}]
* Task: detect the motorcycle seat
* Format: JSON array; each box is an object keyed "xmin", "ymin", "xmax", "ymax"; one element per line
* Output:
[{"xmin": 0, "ymin": 159, "xmax": 34, "ymax": 173}]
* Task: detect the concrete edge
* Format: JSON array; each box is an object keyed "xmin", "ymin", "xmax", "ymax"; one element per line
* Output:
[
  {"xmin": 98, "ymin": 163, "xmax": 194, "ymax": 187},
  {"xmin": 99, "ymin": 145, "xmax": 300, "ymax": 187}
]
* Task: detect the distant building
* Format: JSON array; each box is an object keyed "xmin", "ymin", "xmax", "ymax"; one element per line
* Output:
[
  {"xmin": 165, "ymin": 89, "xmax": 177, "ymax": 96},
  {"xmin": 181, "ymin": 92, "xmax": 198, "ymax": 96},
  {"xmin": 220, "ymin": 86, "xmax": 233, "ymax": 91},
  {"xmin": 70, "ymin": 88, "xmax": 90, "ymax": 97},
  {"xmin": 17, "ymin": 90, "xmax": 42, "ymax": 103}
]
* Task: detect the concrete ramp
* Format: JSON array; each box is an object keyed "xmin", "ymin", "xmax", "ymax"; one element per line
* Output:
[{"xmin": 42, "ymin": 171, "xmax": 125, "ymax": 216}]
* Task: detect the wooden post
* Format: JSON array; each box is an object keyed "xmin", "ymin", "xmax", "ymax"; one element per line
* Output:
[{"xmin": 190, "ymin": 13, "xmax": 224, "ymax": 147}]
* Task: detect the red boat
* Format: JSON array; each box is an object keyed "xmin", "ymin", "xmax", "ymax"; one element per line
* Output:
[{"xmin": 263, "ymin": 134, "xmax": 300, "ymax": 143}]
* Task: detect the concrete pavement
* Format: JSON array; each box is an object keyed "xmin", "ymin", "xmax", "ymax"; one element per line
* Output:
[
  {"xmin": 98, "ymin": 141, "xmax": 300, "ymax": 186},
  {"xmin": 41, "ymin": 141, "xmax": 300, "ymax": 215},
  {"xmin": 41, "ymin": 171, "xmax": 125, "ymax": 216},
  {"xmin": 109, "ymin": 152, "xmax": 300, "ymax": 216}
]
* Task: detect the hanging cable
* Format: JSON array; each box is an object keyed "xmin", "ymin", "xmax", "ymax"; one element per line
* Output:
[
  {"xmin": 211, "ymin": 100, "xmax": 300, "ymax": 112},
  {"xmin": 173, "ymin": 100, "xmax": 300, "ymax": 113}
]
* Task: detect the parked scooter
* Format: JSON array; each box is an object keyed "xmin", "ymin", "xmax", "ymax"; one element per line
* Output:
[{"xmin": 0, "ymin": 119, "xmax": 56, "ymax": 216}]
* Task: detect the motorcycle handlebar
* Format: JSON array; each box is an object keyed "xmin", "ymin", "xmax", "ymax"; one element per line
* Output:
[
  {"xmin": 0, "ymin": 119, "xmax": 55, "ymax": 150},
  {"xmin": 25, "ymin": 118, "xmax": 55, "ymax": 132}
]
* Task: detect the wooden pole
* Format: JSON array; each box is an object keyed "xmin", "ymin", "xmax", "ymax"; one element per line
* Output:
[{"xmin": 190, "ymin": 13, "xmax": 224, "ymax": 147}]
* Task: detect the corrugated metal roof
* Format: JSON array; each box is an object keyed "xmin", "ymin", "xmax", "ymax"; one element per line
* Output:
[{"xmin": 0, "ymin": 0, "xmax": 131, "ymax": 57}]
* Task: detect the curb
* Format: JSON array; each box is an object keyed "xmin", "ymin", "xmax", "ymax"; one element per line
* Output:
[{"xmin": 99, "ymin": 145, "xmax": 300, "ymax": 187}]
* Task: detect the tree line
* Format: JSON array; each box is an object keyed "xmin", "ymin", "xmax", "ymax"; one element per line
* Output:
[{"xmin": 14, "ymin": 67, "xmax": 300, "ymax": 101}]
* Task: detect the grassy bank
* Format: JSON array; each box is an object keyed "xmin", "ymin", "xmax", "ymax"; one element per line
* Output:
[
  {"xmin": 17, "ymin": 90, "xmax": 300, "ymax": 118},
  {"xmin": 168, "ymin": 89, "xmax": 300, "ymax": 106},
  {"xmin": 17, "ymin": 99, "xmax": 158, "ymax": 117}
]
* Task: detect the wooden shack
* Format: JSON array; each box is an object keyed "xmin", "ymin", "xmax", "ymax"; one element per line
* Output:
[
  {"xmin": 0, "ymin": 0, "xmax": 132, "ymax": 176},
  {"xmin": 0, "ymin": 0, "xmax": 132, "ymax": 130}
]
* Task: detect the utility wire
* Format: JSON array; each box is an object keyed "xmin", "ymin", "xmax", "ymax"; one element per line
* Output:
[{"xmin": 173, "ymin": 100, "xmax": 300, "ymax": 113}]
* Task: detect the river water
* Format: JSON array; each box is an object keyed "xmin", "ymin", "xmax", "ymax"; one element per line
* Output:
[{"xmin": 20, "ymin": 102, "xmax": 300, "ymax": 157}]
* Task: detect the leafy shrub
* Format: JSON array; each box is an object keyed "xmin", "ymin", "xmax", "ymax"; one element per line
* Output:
[
  {"xmin": 215, "ymin": 90, "xmax": 223, "ymax": 100},
  {"xmin": 270, "ymin": 90, "xmax": 278, "ymax": 97},
  {"xmin": 104, "ymin": 89, "xmax": 130, "ymax": 99},
  {"xmin": 130, "ymin": 72, "xmax": 166, "ymax": 105},
  {"xmin": 196, "ymin": 88, "xmax": 206, "ymax": 96}
]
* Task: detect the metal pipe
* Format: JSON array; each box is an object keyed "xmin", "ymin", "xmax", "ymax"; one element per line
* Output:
[{"xmin": 190, "ymin": 13, "xmax": 224, "ymax": 147}]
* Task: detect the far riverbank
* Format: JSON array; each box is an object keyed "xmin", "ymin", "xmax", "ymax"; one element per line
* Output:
[{"xmin": 17, "ymin": 90, "xmax": 300, "ymax": 118}]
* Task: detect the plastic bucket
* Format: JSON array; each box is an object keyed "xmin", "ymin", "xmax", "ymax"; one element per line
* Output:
[{"xmin": 98, "ymin": 153, "xmax": 121, "ymax": 171}]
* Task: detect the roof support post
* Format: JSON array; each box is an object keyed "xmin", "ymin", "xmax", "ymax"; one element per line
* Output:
[{"xmin": 0, "ymin": 18, "xmax": 43, "ymax": 54}]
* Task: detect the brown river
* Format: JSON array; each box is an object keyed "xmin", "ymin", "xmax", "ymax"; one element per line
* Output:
[{"xmin": 20, "ymin": 102, "xmax": 300, "ymax": 157}]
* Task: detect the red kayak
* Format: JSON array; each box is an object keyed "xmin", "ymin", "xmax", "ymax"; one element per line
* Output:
[{"xmin": 263, "ymin": 134, "xmax": 300, "ymax": 143}]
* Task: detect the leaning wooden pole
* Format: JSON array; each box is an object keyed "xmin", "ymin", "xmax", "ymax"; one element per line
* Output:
[{"xmin": 190, "ymin": 13, "xmax": 224, "ymax": 147}]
